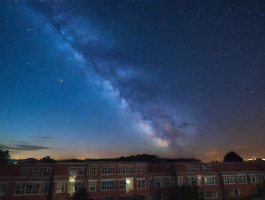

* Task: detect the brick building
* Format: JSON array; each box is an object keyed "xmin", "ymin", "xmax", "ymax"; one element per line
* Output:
[{"xmin": 0, "ymin": 160, "xmax": 264, "ymax": 200}]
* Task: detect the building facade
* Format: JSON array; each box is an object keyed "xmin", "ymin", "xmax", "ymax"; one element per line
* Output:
[{"xmin": 0, "ymin": 161, "xmax": 264, "ymax": 200}]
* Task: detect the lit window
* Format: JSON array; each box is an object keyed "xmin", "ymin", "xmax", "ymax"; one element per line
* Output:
[
  {"xmin": 90, "ymin": 166, "xmax": 97, "ymax": 175},
  {"xmin": 164, "ymin": 178, "xmax": 176, "ymax": 187},
  {"xmin": 203, "ymin": 165, "xmax": 212, "ymax": 172},
  {"xmin": 89, "ymin": 181, "xmax": 97, "ymax": 191},
  {"xmin": 237, "ymin": 175, "xmax": 247, "ymax": 184},
  {"xmin": 186, "ymin": 165, "xmax": 200, "ymax": 172},
  {"xmin": 205, "ymin": 190, "xmax": 219, "ymax": 198},
  {"xmin": 197, "ymin": 175, "xmax": 203, "ymax": 186},
  {"xmin": 25, "ymin": 184, "xmax": 40, "ymax": 194},
  {"xmin": 68, "ymin": 182, "xmax": 84, "ymax": 193},
  {"xmin": 137, "ymin": 166, "xmax": 146, "ymax": 174},
  {"xmin": 55, "ymin": 182, "xmax": 65, "ymax": 193},
  {"xmin": 155, "ymin": 178, "xmax": 161, "ymax": 187},
  {"xmin": 222, "ymin": 175, "xmax": 236, "ymax": 185},
  {"xmin": 101, "ymin": 181, "xmax": 115, "ymax": 191},
  {"xmin": 126, "ymin": 178, "xmax": 134, "ymax": 190},
  {"xmin": 102, "ymin": 167, "xmax": 116, "ymax": 175},
  {"xmin": 137, "ymin": 179, "xmax": 146, "ymax": 189},
  {"xmin": 41, "ymin": 183, "xmax": 51, "ymax": 194},
  {"xmin": 204, "ymin": 176, "xmax": 218, "ymax": 185},
  {"xmin": 119, "ymin": 180, "xmax": 126, "ymax": 190}
]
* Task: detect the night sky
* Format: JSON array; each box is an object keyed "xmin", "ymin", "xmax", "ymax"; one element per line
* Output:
[{"xmin": 1, "ymin": 0, "xmax": 265, "ymax": 162}]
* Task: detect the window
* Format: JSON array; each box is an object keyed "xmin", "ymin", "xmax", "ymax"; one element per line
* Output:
[
  {"xmin": 164, "ymin": 178, "xmax": 176, "ymax": 187},
  {"xmin": 199, "ymin": 191, "xmax": 204, "ymax": 199},
  {"xmin": 178, "ymin": 177, "xmax": 183, "ymax": 186},
  {"xmin": 74, "ymin": 182, "xmax": 84, "ymax": 192},
  {"xmin": 237, "ymin": 175, "xmax": 247, "ymax": 184},
  {"xmin": 89, "ymin": 181, "xmax": 97, "ymax": 191},
  {"xmin": 102, "ymin": 166, "xmax": 116, "ymax": 175},
  {"xmin": 119, "ymin": 180, "xmax": 126, "ymax": 190},
  {"xmin": 161, "ymin": 193, "xmax": 170, "ymax": 200},
  {"xmin": 251, "ymin": 174, "xmax": 263, "ymax": 183},
  {"xmin": 0, "ymin": 184, "xmax": 7, "ymax": 195},
  {"xmin": 33, "ymin": 168, "xmax": 42, "ymax": 175},
  {"xmin": 78, "ymin": 168, "xmax": 86, "ymax": 175},
  {"xmin": 126, "ymin": 178, "xmax": 134, "ymax": 190},
  {"xmin": 42, "ymin": 183, "xmax": 51, "ymax": 194},
  {"xmin": 137, "ymin": 179, "xmax": 146, "ymax": 189},
  {"xmin": 25, "ymin": 184, "xmax": 40, "ymax": 194},
  {"xmin": 225, "ymin": 189, "xmax": 240, "ymax": 197},
  {"xmin": 100, "ymin": 197, "xmax": 115, "ymax": 200},
  {"xmin": 43, "ymin": 167, "xmax": 52, "ymax": 175},
  {"xmin": 137, "ymin": 166, "xmax": 146, "ymax": 174},
  {"xmin": 205, "ymin": 190, "xmax": 219, "ymax": 198},
  {"xmin": 187, "ymin": 177, "xmax": 197, "ymax": 186},
  {"xmin": 155, "ymin": 178, "xmax": 161, "ymax": 187},
  {"xmin": 222, "ymin": 175, "xmax": 235, "ymax": 185},
  {"xmin": 197, "ymin": 175, "xmax": 203, "ymax": 186},
  {"xmin": 186, "ymin": 165, "xmax": 200, "ymax": 172},
  {"xmin": 56, "ymin": 182, "xmax": 65, "ymax": 193},
  {"xmin": 68, "ymin": 182, "xmax": 84, "ymax": 193},
  {"xmin": 14, "ymin": 183, "xmax": 24, "ymax": 195},
  {"xmin": 22, "ymin": 167, "xmax": 29, "ymax": 175},
  {"xmin": 69, "ymin": 167, "xmax": 86, "ymax": 175},
  {"xmin": 119, "ymin": 166, "xmax": 134, "ymax": 175},
  {"xmin": 204, "ymin": 176, "xmax": 218, "ymax": 185},
  {"xmin": 101, "ymin": 180, "xmax": 115, "ymax": 191},
  {"xmin": 90, "ymin": 166, "xmax": 97, "ymax": 175},
  {"xmin": 203, "ymin": 165, "xmax": 212, "ymax": 172}
]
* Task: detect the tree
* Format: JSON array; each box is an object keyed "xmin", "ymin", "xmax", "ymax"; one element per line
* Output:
[
  {"xmin": 39, "ymin": 156, "xmax": 54, "ymax": 163},
  {"xmin": 223, "ymin": 151, "xmax": 243, "ymax": 162},
  {"xmin": 0, "ymin": 149, "xmax": 10, "ymax": 163}
]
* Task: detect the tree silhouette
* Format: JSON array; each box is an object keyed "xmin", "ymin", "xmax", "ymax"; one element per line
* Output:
[
  {"xmin": 223, "ymin": 151, "xmax": 243, "ymax": 162},
  {"xmin": 0, "ymin": 149, "xmax": 10, "ymax": 163}
]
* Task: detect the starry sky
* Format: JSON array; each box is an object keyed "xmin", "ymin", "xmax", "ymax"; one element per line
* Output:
[{"xmin": 0, "ymin": 0, "xmax": 265, "ymax": 162}]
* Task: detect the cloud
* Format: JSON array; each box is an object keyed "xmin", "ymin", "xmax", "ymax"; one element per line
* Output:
[
  {"xmin": 0, "ymin": 144, "xmax": 51, "ymax": 151},
  {"xmin": 29, "ymin": 136, "xmax": 52, "ymax": 141}
]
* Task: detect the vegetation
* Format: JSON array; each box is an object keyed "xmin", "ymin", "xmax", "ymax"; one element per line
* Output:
[
  {"xmin": 223, "ymin": 151, "xmax": 244, "ymax": 162},
  {"xmin": 39, "ymin": 156, "xmax": 54, "ymax": 163},
  {"xmin": 0, "ymin": 149, "xmax": 10, "ymax": 164},
  {"xmin": 85, "ymin": 154, "xmax": 158, "ymax": 162}
]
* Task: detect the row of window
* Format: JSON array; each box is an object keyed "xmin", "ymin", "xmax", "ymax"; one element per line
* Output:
[
  {"xmin": 157, "ymin": 189, "xmax": 239, "ymax": 200},
  {"xmin": 154, "ymin": 174, "xmax": 265, "ymax": 187},
  {"xmin": 88, "ymin": 179, "xmax": 146, "ymax": 192},
  {"xmin": 21, "ymin": 167, "xmax": 52, "ymax": 175},
  {"xmin": 15, "ymin": 183, "xmax": 51, "ymax": 195},
  {"xmin": 90, "ymin": 166, "xmax": 146, "ymax": 175},
  {"xmin": 88, "ymin": 195, "xmax": 146, "ymax": 200},
  {"xmin": 186, "ymin": 165, "xmax": 212, "ymax": 172}
]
